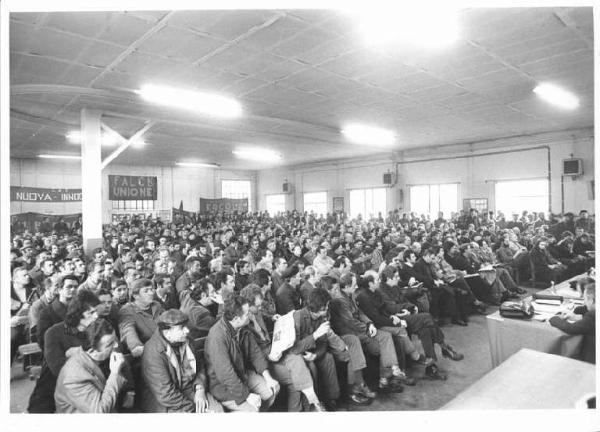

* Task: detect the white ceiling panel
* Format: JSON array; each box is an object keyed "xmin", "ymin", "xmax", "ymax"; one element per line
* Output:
[{"xmin": 9, "ymin": 7, "xmax": 593, "ymax": 170}]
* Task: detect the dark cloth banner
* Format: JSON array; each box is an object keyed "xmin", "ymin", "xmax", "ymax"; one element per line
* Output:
[
  {"xmin": 10, "ymin": 186, "xmax": 82, "ymax": 202},
  {"xmin": 108, "ymin": 175, "xmax": 157, "ymax": 200},
  {"xmin": 199, "ymin": 198, "xmax": 248, "ymax": 214},
  {"xmin": 172, "ymin": 208, "xmax": 197, "ymax": 223},
  {"xmin": 10, "ymin": 212, "xmax": 81, "ymax": 233}
]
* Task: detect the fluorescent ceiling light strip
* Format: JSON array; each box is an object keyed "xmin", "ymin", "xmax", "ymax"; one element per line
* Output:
[
  {"xmin": 176, "ymin": 162, "xmax": 220, "ymax": 168},
  {"xmin": 66, "ymin": 131, "xmax": 145, "ymax": 147},
  {"xmin": 533, "ymin": 83, "xmax": 579, "ymax": 110},
  {"xmin": 138, "ymin": 84, "xmax": 242, "ymax": 118},
  {"xmin": 39, "ymin": 154, "xmax": 81, "ymax": 160},
  {"xmin": 233, "ymin": 148, "xmax": 282, "ymax": 162},
  {"xmin": 341, "ymin": 123, "xmax": 396, "ymax": 146}
]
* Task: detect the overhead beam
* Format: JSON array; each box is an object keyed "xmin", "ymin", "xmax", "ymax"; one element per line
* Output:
[{"xmin": 100, "ymin": 121, "xmax": 155, "ymax": 169}]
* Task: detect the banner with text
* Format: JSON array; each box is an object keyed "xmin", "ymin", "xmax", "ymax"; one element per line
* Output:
[
  {"xmin": 199, "ymin": 198, "xmax": 248, "ymax": 214},
  {"xmin": 108, "ymin": 175, "xmax": 157, "ymax": 200},
  {"xmin": 11, "ymin": 186, "xmax": 82, "ymax": 202},
  {"xmin": 11, "ymin": 212, "xmax": 81, "ymax": 233}
]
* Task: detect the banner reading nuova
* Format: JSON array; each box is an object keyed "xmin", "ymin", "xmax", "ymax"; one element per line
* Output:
[
  {"xmin": 199, "ymin": 198, "xmax": 248, "ymax": 213},
  {"xmin": 10, "ymin": 186, "xmax": 82, "ymax": 202},
  {"xmin": 108, "ymin": 175, "xmax": 157, "ymax": 200}
]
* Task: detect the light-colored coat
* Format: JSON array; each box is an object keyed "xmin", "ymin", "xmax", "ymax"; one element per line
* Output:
[{"xmin": 54, "ymin": 347, "xmax": 126, "ymax": 413}]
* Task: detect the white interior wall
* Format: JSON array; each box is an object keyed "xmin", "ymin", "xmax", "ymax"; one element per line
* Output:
[
  {"xmin": 257, "ymin": 128, "xmax": 595, "ymax": 215},
  {"xmin": 10, "ymin": 159, "xmax": 256, "ymax": 223}
]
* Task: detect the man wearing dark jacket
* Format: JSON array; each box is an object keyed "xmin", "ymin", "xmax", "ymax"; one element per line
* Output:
[
  {"xmin": 275, "ymin": 268, "xmax": 302, "ymax": 315},
  {"xmin": 28, "ymin": 291, "xmax": 100, "ymax": 413},
  {"xmin": 413, "ymin": 249, "xmax": 460, "ymax": 324},
  {"xmin": 329, "ymin": 272, "xmax": 406, "ymax": 391},
  {"xmin": 37, "ymin": 275, "xmax": 78, "ymax": 351},
  {"xmin": 140, "ymin": 309, "xmax": 223, "ymax": 413},
  {"xmin": 549, "ymin": 282, "xmax": 596, "ymax": 364},
  {"xmin": 205, "ymin": 294, "xmax": 280, "ymax": 412}
]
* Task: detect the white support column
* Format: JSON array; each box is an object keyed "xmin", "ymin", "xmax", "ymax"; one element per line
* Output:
[{"xmin": 81, "ymin": 108, "xmax": 104, "ymax": 255}]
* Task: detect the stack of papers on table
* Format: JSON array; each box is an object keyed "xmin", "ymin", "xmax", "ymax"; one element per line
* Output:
[{"xmin": 531, "ymin": 301, "xmax": 562, "ymax": 314}]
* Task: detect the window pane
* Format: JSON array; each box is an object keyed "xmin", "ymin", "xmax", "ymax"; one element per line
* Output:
[
  {"xmin": 221, "ymin": 180, "xmax": 252, "ymax": 211},
  {"xmin": 304, "ymin": 192, "xmax": 327, "ymax": 216},
  {"xmin": 495, "ymin": 179, "xmax": 548, "ymax": 216},
  {"xmin": 410, "ymin": 185, "xmax": 430, "ymax": 216},
  {"xmin": 372, "ymin": 188, "xmax": 387, "ymax": 218},
  {"xmin": 429, "ymin": 185, "xmax": 440, "ymax": 216},
  {"xmin": 349, "ymin": 189, "xmax": 365, "ymax": 219},
  {"xmin": 266, "ymin": 194, "xmax": 286, "ymax": 215},
  {"xmin": 439, "ymin": 183, "xmax": 458, "ymax": 217}
]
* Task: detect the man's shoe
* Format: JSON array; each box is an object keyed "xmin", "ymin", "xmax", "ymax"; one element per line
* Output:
[
  {"xmin": 323, "ymin": 400, "xmax": 347, "ymax": 411},
  {"xmin": 379, "ymin": 377, "xmax": 404, "ymax": 393},
  {"xmin": 347, "ymin": 392, "xmax": 373, "ymax": 406},
  {"xmin": 414, "ymin": 354, "xmax": 430, "ymax": 365},
  {"xmin": 425, "ymin": 364, "xmax": 447, "ymax": 381},
  {"xmin": 394, "ymin": 371, "xmax": 417, "ymax": 386},
  {"xmin": 441, "ymin": 345, "xmax": 464, "ymax": 361},
  {"xmin": 353, "ymin": 383, "xmax": 377, "ymax": 399},
  {"xmin": 514, "ymin": 287, "xmax": 527, "ymax": 295}
]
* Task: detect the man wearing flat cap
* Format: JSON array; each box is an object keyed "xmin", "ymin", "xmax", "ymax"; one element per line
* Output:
[{"xmin": 140, "ymin": 309, "xmax": 223, "ymax": 413}]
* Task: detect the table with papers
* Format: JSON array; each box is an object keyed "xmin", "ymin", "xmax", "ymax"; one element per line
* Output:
[
  {"xmin": 486, "ymin": 274, "xmax": 588, "ymax": 368},
  {"xmin": 441, "ymin": 348, "xmax": 595, "ymax": 410}
]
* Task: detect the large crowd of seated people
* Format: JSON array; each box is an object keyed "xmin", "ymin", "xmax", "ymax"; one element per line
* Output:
[{"xmin": 9, "ymin": 207, "xmax": 595, "ymax": 413}]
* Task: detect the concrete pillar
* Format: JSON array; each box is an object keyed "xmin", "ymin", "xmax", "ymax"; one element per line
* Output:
[{"xmin": 80, "ymin": 108, "xmax": 103, "ymax": 255}]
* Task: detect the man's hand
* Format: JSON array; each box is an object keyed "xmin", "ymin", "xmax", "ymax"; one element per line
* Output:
[
  {"xmin": 391, "ymin": 315, "xmax": 401, "ymax": 326},
  {"xmin": 109, "ymin": 352, "xmax": 125, "ymax": 375},
  {"xmin": 399, "ymin": 319, "xmax": 407, "ymax": 328},
  {"xmin": 264, "ymin": 376, "xmax": 280, "ymax": 396},
  {"xmin": 413, "ymin": 306, "xmax": 419, "ymax": 314},
  {"xmin": 397, "ymin": 309, "xmax": 410, "ymax": 317},
  {"xmin": 194, "ymin": 388, "xmax": 209, "ymax": 413},
  {"xmin": 312, "ymin": 321, "xmax": 330, "ymax": 339},
  {"xmin": 246, "ymin": 393, "xmax": 262, "ymax": 411},
  {"xmin": 302, "ymin": 351, "xmax": 317, "ymax": 361},
  {"xmin": 368, "ymin": 323, "xmax": 377, "ymax": 337},
  {"xmin": 434, "ymin": 279, "xmax": 444, "ymax": 287},
  {"xmin": 131, "ymin": 346, "xmax": 144, "ymax": 358},
  {"xmin": 272, "ymin": 314, "xmax": 281, "ymax": 322},
  {"xmin": 408, "ymin": 277, "xmax": 417, "ymax": 286}
]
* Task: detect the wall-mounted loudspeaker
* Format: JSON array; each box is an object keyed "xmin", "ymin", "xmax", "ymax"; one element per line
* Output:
[
  {"xmin": 563, "ymin": 158, "xmax": 583, "ymax": 176},
  {"xmin": 283, "ymin": 182, "xmax": 291, "ymax": 193},
  {"xmin": 383, "ymin": 173, "xmax": 392, "ymax": 185}
]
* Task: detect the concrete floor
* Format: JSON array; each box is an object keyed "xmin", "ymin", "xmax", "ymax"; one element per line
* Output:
[{"xmin": 11, "ymin": 292, "xmax": 533, "ymax": 413}]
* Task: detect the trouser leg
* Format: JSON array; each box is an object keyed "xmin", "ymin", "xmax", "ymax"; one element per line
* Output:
[
  {"xmin": 247, "ymin": 371, "xmax": 278, "ymax": 411},
  {"xmin": 315, "ymin": 352, "xmax": 340, "ymax": 401},
  {"xmin": 270, "ymin": 358, "xmax": 304, "ymax": 412},
  {"xmin": 338, "ymin": 334, "xmax": 366, "ymax": 385},
  {"xmin": 496, "ymin": 267, "xmax": 518, "ymax": 291},
  {"xmin": 361, "ymin": 330, "xmax": 397, "ymax": 378}
]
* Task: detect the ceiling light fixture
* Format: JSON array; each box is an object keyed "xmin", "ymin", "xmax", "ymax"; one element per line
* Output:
[
  {"xmin": 354, "ymin": 5, "xmax": 459, "ymax": 48},
  {"xmin": 341, "ymin": 123, "xmax": 396, "ymax": 146},
  {"xmin": 137, "ymin": 84, "xmax": 242, "ymax": 118},
  {"xmin": 39, "ymin": 154, "xmax": 81, "ymax": 160},
  {"xmin": 176, "ymin": 162, "xmax": 220, "ymax": 168},
  {"xmin": 533, "ymin": 83, "xmax": 579, "ymax": 110},
  {"xmin": 233, "ymin": 148, "xmax": 282, "ymax": 162}
]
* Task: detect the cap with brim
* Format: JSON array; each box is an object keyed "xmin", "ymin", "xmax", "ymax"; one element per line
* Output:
[{"xmin": 157, "ymin": 309, "xmax": 189, "ymax": 327}]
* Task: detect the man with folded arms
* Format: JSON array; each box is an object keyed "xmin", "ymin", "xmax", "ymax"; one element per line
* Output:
[
  {"xmin": 205, "ymin": 294, "xmax": 280, "ymax": 412},
  {"xmin": 140, "ymin": 309, "xmax": 223, "ymax": 413}
]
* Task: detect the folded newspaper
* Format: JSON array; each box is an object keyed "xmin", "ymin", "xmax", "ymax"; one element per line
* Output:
[{"xmin": 269, "ymin": 311, "xmax": 296, "ymax": 361}]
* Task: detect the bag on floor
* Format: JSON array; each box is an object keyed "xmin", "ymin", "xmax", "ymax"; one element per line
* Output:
[{"xmin": 499, "ymin": 300, "xmax": 534, "ymax": 319}]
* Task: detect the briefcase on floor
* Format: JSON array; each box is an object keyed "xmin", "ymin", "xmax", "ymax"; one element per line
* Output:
[{"xmin": 499, "ymin": 300, "xmax": 534, "ymax": 319}]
